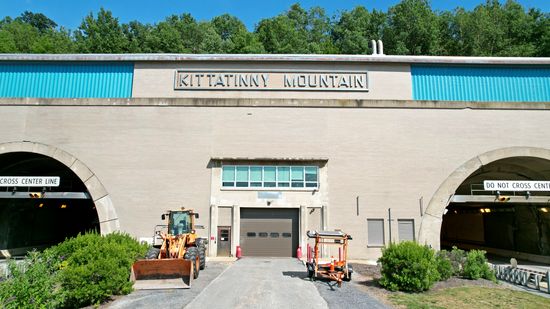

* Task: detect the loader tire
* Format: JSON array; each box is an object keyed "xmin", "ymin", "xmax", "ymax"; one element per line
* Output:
[
  {"xmin": 196, "ymin": 239, "xmax": 207, "ymax": 270},
  {"xmin": 184, "ymin": 247, "xmax": 200, "ymax": 279},
  {"xmin": 199, "ymin": 247, "xmax": 206, "ymax": 270},
  {"xmin": 145, "ymin": 247, "xmax": 160, "ymax": 259}
]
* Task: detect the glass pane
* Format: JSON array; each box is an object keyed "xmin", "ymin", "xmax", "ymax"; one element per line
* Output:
[
  {"xmin": 258, "ymin": 232, "xmax": 268, "ymax": 238},
  {"xmin": 250, "ymin": 182, "xmax": 262, "ymax": 187},
  {"xmin": 291, "ymin": 167, "xmax": 304, "ymax": 181},
  {"xmin": 250, "ymin": 166, "xmax": 262, "ymax": 182},
  {"xmin": 291, "ymin": 182, "xmax": 304, "ymax": 188},
  {"xmin": 247, "ymin": 232, "xmax": 256, "ymax": 237},
  {"xmin": 277, "ymin": 167, "xmax": 290, "ymax": 181},
  {"xmin": 270, "ymin": 233, "xmax": 279, "ymax": 238},
  {"xmin": 282, "ymin": 233, "xmax": 291, "ymax": 238},
  {"xmin": 236, "ymin": 166, "xmax": 249, "ymax": 182},
  {"xmin": 264, "ymin": 167, "xmax": 276, "ymax": 182},
  {"xmin": 264, "ymin": 182, "xmax": 276, "ymax": 187},
  {"xmin": 222, "ymin": 166, "xmax": 235, "ymax": 182},
  {"xmin": 278, "ymin": 182, "xmax": 290, "ymax": 187},
  {"xmin": 305, "ymin": 166, "xmax": 318, "ymax": 182},
  {"xmin": 305, "ymin": 182, "xmax": 317, "ymax": 188}
]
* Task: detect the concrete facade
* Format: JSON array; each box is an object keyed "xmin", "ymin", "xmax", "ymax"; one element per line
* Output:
[
  {"xmin": 1, "ymin": 97, "xmax": 550, "ymax": 260},
  {"xmin": 1, "ymin": 54, "xmax": 549, "ymax": 260}
]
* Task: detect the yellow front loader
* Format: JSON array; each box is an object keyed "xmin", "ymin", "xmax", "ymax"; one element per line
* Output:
[{"xmin": 130, "ymin": 208, "xmax": 207, "ymax": 289}]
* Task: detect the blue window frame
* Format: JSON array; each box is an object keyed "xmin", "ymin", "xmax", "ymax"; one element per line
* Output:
[{"xmin": 221, "ymin": 165, "xmax": 319, "ymax": 189}]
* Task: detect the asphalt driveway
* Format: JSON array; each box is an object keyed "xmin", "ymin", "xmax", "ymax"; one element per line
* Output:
[
  {"xmin": 186, "ymin": 257, "xmax": 327, "ymax": 308},
  {"xmin": 106, "ymin": 258, "xmax": 388, "ymax": 309}
]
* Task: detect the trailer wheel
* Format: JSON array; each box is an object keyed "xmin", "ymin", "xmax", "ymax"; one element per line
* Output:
[
  {"xmin": 184, "ymin": 247, "xmax": 200, "ymax": 279},
  {"xmin": 343, "ymin": 272, "xmax": 352, "ymax": 282},
  {"xmin": 145, "ymin": 247, "xmax": 160, "ymax": 259}
]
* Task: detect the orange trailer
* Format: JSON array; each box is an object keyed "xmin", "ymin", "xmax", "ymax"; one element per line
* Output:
[{"xmin": 305, "ymin": 230, "xmax": 353, "ymax": 287}]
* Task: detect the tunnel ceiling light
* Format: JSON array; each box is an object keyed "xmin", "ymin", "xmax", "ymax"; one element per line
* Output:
[
  {"xmin": 38, "ymin": 203, "xmax": 44, "ymax": 208},
  {"xmin": 60, "ymin": 204, "xmax": 67, "ymax": 209},
  {"xmin": 484, "ymin": 208, "xmax": 491, "ymax": 213},
  {"xmin": 480, "ymin": 209, "xmax": 485, "ymax": 213},
  {"xmin": 541, "ymin": 208, "xmax": 548, "ymax": 213}
]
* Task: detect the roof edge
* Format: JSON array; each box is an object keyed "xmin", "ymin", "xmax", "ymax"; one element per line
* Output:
[{"xmin": 0, "ymin": 54, "xmax": 549, "ymax": 65}]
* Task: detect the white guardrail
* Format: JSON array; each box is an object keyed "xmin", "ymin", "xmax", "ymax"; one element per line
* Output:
[{"xmin": 493, "ymin": 264, "xmax": 550, "ymax": 294}]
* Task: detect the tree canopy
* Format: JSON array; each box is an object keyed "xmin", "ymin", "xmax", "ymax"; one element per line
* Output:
[{"xmin": 0, "ymin": 0, "xmax": 548, "ymax": 56}]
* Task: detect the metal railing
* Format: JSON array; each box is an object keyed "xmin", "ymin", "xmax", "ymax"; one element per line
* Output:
[{"xmin": 493, "ymin": 264, "xmax": 550, "ymax": 294}]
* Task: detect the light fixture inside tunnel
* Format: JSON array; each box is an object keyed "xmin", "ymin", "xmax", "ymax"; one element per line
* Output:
[
  {"xmin": 540, "ymin": 208, "xmax": 548, "ymax": 213},
  {"xmin": 60, "ymin": 204, "xmax": 67, "ymax": 209}
]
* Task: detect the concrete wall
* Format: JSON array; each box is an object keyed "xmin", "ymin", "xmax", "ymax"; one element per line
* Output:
[{"xmin": 2, "ymin": 99, "xmax": 550, "ymax": 260}]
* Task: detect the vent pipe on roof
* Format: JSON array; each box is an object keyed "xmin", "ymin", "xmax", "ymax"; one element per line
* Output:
[
  {"xmin": 370, "ymin": 40, "xmax": 385, "ymax": 55},
  {"xmin": 371, "ymin": 40, "xmax": 377, "ymax": 55},
  {"xmin": 377, "ymin": 40, "xmax": 384, "ymax": 55}
]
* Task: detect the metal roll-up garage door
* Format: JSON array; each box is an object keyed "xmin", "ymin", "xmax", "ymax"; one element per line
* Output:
[{"xmin": 240, "ymin": 208, "xmax": 299, "ymax": 257}]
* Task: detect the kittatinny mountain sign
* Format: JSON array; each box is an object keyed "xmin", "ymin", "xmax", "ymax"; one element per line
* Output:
[{"xmin": 174, "ymin": 70, "xmax": 369, "ymax": 92}]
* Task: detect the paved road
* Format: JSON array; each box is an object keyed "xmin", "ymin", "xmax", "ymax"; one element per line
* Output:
[
  {"xmin": 106, "ymin": 258, "xmax": 389, "ymax": 309},
  {"xmin": 105, "ymin": 261, "xmax": 231, "ymax": 309},
  {"xmin": 185, "ymin": 257, "xmax": 328, "ymax": 308}
]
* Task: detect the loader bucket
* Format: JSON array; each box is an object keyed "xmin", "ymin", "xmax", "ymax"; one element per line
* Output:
[{"xmin": 131, "ymin": 259, "xmax": 192, "ymax": 289}]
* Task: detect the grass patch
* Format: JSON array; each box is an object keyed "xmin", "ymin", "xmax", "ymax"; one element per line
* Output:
[{"xmin": 390, "ymin": 286, "xmax": 550, "ymax": 309}]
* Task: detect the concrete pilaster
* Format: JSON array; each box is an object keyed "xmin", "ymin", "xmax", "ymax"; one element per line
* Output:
[
  {"xmin": 231, "ymin": 205, "xmax": 240, "ymax": 257},
  {"xmin": 209, "ymin": 204, "xmax": 218, "ymax": 257},
  {"xmin": 300, "ymin": 205, "xmax": 307, "ymax": 253}
]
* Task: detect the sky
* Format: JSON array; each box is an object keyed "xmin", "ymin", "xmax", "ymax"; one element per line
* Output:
[{"xmin": 1, "ymin": 0, "xmax": 549, "ymax": 31}]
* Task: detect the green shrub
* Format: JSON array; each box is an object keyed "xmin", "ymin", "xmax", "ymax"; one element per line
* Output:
[
  {"xmin": 462, "ymin": 249, "xmax": 495, "ymax": 281},
  {"xmin": 0, "ymin": 251, "xmax": 64, "ymax": 309},
  {"xmin": 48, "ymin": 232, "xmax": 148, "ymax": 308},
  {"xmin": 0, "ymin": 232, "xmax": 147, "ymax": 308},
  {"xmin": 448, "ymin": 246, "xmax": 466, "ymax": 276},
  {"xmin": 436, "ymin": 250, "xmax": 453, "ymax": 281},
  {"xmin": 378, "ymin": 241, "xmax": 440, "ymax": 292}
]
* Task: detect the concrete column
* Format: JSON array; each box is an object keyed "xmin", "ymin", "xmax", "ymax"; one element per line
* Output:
[
  {"xmin": 209, "ymin": 204, "xmax": 218, "ymax": 257},
  {"xmin": 300, "ymin": 205, "xmax": 307, "ymax": 255},
  {"xmin": 231, "ymin": 204, "xmax": 240, "ymax": 257}
]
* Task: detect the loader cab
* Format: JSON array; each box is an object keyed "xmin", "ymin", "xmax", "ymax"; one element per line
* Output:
[{"xmin": 162, "ymin": 210, "xmax": 199, "ymax": 236}]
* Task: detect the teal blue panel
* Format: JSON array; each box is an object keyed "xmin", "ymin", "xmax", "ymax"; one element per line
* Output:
[
  {"xmin": 412, "ymin": 65, "xmax": 550, "ymax": 102},
  {"xmin": 0, "ymin": 62, "xmax": 133, "ymax": 98}
]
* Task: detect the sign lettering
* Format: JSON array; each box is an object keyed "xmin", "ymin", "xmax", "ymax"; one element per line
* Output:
[
  {"xmin": 0, "ymin": 176, "xmax": 60, "ymax": 187},
  {"xmin": 483, "ymin": 180, "xmax": 550, "ymax": 192},
  {"xmin": 174, "ymin": 70, "xmax": 369, "ymax": 92}
]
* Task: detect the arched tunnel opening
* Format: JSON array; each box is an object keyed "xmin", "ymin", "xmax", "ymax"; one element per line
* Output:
[
  {"xmin": 441, "ymin": 157, "xmax": 550, "ymax": 260},
  {"xmin": 0, "ymin": 152, "xmax": 99, "ymax": 257}
]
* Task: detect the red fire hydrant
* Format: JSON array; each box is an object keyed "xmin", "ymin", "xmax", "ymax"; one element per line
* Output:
[{"xmin": 236, "ymin": 245, "xmax": 242, "ymax": 259}]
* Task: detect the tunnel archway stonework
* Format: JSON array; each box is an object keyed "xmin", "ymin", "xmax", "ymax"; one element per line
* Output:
[
  {"xmin": 0, "ymin": 141, "xmax": 119, "ymax": 234},
  {"xmin": 418, "ymin": 146, "xmax": 550, "ymax": 249}
]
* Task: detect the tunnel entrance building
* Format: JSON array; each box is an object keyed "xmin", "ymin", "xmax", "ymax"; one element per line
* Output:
[
  {"xmin": 0, "ymin": 152, "xmax": 99, "ymax": 257},
  {"xmin": 441, "ymin": 157, "xmax": 550, "ymax": 262}
]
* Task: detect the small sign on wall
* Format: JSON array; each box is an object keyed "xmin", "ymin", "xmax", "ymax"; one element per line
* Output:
[
  {"xmin": 0, "ymin": 176, "xmax": 60, "ymax": 187},
  {"xmin": 484, "ymin": 180, "xmax": 550, "ymax": 191},
  {"xmin": 258, "ymin": 191, "xmax": 282, "ymax": 199}
]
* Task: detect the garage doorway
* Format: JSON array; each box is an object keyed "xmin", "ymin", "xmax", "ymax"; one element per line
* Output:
[{"xmin": 240, "ymin": 208, "xmax": 299, "ymax": 257}]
